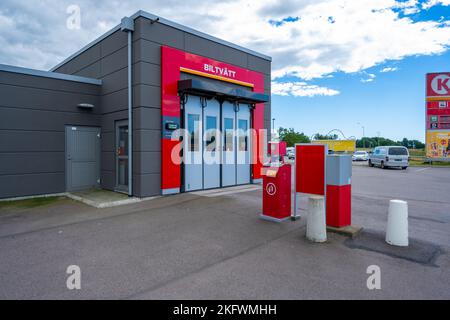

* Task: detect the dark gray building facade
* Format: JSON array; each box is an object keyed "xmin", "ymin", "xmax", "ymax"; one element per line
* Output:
[{"xmin": 0, "ymin": 11, "xmax": 272, "ymax": 200}]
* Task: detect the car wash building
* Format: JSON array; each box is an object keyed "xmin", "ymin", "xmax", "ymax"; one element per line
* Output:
[{"xmin": 0, "ymin": 11, "xmax": 272, "ymax": 200}]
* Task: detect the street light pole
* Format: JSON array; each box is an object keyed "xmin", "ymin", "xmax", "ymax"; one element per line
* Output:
[
  {"xmin": 357, "ymin": 122, "xmax": 365, "ymax": 148},
  {"xmin": 272, "ymin": 118, "xmax": 276, "ymax": 138},
  {"xmin": 362, "ymin": 126, "xmax": 366, "ymax": 148}
]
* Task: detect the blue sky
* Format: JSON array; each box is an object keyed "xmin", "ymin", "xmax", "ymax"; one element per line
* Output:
[
  {"xmin": 273, "ymin": 51, "xmax": 450, "ymax": 141},
  {"xmin": 0, "ymin": 0, "xmax": 449, "ymax": 142}
]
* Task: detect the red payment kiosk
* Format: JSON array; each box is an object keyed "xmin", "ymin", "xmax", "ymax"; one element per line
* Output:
[
  {"xmin": 260, "ymin": 141, "xmax": 354, "ymax": 230},
  {"xmin": 261, "ymin": 141, "xmax": 292, "ymax": 222}
]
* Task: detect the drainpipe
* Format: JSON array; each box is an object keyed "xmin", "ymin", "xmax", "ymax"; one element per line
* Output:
[{"xmin": 121, "ymin": 17, "xmax": 134, "ymax": 197}]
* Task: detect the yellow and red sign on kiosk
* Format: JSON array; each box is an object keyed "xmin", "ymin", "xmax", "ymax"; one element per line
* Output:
[{"xmin": 426, "ymin": 72, "xmax": 450, "ymax": 161}]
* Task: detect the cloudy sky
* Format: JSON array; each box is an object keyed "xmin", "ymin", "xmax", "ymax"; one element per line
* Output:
[{"xmin": 1, "ymin": 0, "xmax": 450, "ymax": 141}]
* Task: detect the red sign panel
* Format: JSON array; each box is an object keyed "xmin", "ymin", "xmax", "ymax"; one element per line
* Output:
[
  {"xmin": 427, "ymin": 73, "xmax": 450, "ymax": 98},
  {"xmin": 295, "ymin": 144, "xmax": 327, "ymax": 196},
  {"xmin": 161, "ymin": 46, "xmax": 266, "ymax": 191}
]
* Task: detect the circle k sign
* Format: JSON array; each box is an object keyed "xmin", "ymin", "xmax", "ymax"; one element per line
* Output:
[
  {"xmin": 266, "ymin": 183, "xmax": 277, "ymax": 196},
  {"xmin": 430, "ymin": 74, "xmax": 450, "ymax": 95}
]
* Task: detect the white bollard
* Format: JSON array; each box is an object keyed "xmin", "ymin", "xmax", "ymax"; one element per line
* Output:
[
  {"xmin": 386, "ymin": 200, "xmax": 409, "ymax": 247},
  {"xmin": 306, "ymin": 196, "xmax": 327, "ymax": 243}
]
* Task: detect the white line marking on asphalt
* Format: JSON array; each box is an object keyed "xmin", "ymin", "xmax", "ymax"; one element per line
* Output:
[{"xmin": 415, "ymin": 167, "xmax": 430, "ymax": 173}]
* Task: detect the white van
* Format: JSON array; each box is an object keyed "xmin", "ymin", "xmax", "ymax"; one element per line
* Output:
[
  {"xmin": 286, "ymin": 147, "xmax": 295, "ymax": 160},
  {"xmin": 369, "ymin": 146, "xmax": 409, "ymax": 170}
]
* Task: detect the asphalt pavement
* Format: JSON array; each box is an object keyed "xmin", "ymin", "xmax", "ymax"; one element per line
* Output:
[{"xmin": 0, "ymin": 164, "xmax": 449, "ymax": 299}]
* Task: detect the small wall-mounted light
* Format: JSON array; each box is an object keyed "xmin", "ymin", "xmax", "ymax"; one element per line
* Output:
[
  {"xmin": 150, "ymin": 17, "xmax": 160, "ymax": 24},
  {"xmin": 77, "ymin": 103, "xmax": 95, "ymax": 109}
]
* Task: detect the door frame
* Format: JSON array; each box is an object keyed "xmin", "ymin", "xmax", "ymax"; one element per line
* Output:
[
  {"xmin": 115, "ymin": 120, "xmax": 130, "ymax": 193},
  {"xmin": 180, "ymin": 96, "xmax": 254, "ymax": 193}
]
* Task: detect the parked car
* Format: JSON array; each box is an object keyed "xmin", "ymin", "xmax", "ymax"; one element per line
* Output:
[
  {"xmin": 369, "ymin": 146, "xmax": 409, "ymax": 169},
  {"xmin": 286, "ymin": 147, "xmax": 295, "ymax": 160},
  {"xmin": 352, "ymin": 151, "xmax": 369, "ymax": 161}
]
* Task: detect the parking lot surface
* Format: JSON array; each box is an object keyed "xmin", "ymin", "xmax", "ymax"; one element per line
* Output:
[{"xmin": 0, "ymin": 165, "xmax": 449, "ymax": 299}]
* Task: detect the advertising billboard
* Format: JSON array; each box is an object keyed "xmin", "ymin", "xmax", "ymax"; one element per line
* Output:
[
  {"xmin": 312, "ymin": 140, "xmax": 356, "ymax": 153},
  {"xmin": 426, "ymin": 73, "xmax": 450, "ymax": 161},
  {"xmin": 426, "ymin": 131, "xmax": 450, "ymax": 160}
]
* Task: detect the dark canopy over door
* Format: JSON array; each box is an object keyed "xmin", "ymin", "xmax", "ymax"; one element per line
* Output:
[{"xmin": 178, "ymin": 79, "xmax": 269, "ymax": 104}]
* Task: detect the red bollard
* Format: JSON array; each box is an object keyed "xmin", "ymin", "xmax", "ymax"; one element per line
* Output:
[{"xmin": 326, "ymin": 155, "xmax": 352, "ymax": 228}]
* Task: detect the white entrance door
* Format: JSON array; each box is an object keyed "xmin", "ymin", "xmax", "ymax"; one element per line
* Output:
[
  {"xmin": 236, "ymin": 104, "xmax": 251, "ymax": 185},
  {"xmin": 203, "ymin": 99, "xmax": 221, "ymax": 189},
  {"xmin": 184, "ymin": 95, "xmax": 203, "ymax": 192},
  {"xmin": 222, "ymin": 101, "xmax": 237, "ymax": 187}
]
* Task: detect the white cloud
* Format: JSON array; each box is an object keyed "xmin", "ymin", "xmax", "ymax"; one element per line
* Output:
[
  {"xmin": 272, "ymin": 81, "xmax": 340, "ymax": 97},
  {"xmin": 265, "ymin": 0, "xmax": 450, "ymax": 80},
  {"xmin": 422, "ymin": 0, "xmax": 450, "ymax": 10},
  {"xmin": 380, "ymin": 67, "xmax": 398, "ymax": 72},
  {"xmin": 0, "ymin": 0, "xmax": 450, "ymax": 97},
  {"xmin": 394, "ymin": 0, "xmax": 420, "ymax": 14},
  {"xmin": 0, "ymin": 14, "xmax": 14, "ymax": 29},
  {"xmin": 361, "ymin": 73, "xmax": 376, "ymax": 83}
]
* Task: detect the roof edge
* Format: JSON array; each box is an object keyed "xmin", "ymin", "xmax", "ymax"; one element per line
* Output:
[
  {"xmin": 50, "ymin": 10, "xmax": 272, "ymax": 72},
  {"xmin": 50, "ymin": 23, "xmax": 122, "ymax": 72},
  {"xmin": 137, "ymin": 11, "xmax": 272, "ymax": 62},
  {"xmin": 0, "ymin": 64, "xmax": 102, "ymax": 85}
]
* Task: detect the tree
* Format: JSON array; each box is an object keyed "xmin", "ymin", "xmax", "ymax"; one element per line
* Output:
[
  {"xmin": 357, "ymin": 137, "xmax": 397, "ymax": 148},
  {"xmin": 278, "ymin": 127, "xmax": 311, "ymax": 147},
  {"xmin": 313, "ymin": 133, "xmax": 339, "ymax": 140},
  {"xmin": 399, "ymin": 138, "xmax": 425, "ymax": 149},
  {"xmin": 355, "ymin": 137, "xmax": 425, "ymax": 149}
]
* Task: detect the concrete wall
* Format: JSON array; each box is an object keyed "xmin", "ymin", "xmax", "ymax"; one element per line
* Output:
[
  {"xmin": 53, "ymin": 14, "xmax": 272, "ymax": 197},
  {"xmin": 0, "ymin": 71, "xmax": 101, "ymax": 199}
]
